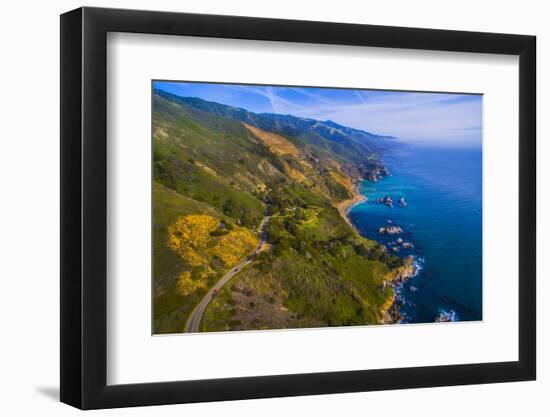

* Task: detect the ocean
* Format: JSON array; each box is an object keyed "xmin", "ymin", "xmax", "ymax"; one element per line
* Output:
[{"xmin": 348, "ymin": 143, "xmax": 483, "ymax": 323}]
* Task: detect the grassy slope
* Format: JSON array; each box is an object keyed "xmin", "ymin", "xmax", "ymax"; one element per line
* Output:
[{"xmin": 154, "ymin": 95, "xmax": 270, "ymax": 228}]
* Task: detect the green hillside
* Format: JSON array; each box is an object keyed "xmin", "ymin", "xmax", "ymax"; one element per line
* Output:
[{"xmin": 152, "ymin": 90, "xmax": 405, "ymax": 334}]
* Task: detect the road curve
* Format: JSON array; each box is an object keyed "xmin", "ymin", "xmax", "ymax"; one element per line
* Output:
[{"xmin": 184, "ymin": 216, "xmax": 270, "ymax": 333}]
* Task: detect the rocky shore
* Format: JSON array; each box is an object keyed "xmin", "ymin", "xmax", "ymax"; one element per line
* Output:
[
  {"xmin": 384, "ymin": 255, "xmax": 417, "ymax": 284},
  {"xmin": 381, "ymin": 256, "xmax": 417, "ymax": 324},
  {"xmin": 365, "ymin": 166, "xmax": 390, "ymax": 182}
]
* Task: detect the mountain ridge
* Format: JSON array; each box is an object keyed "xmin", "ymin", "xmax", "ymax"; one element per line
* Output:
[{"xmin": 154, "ymin": 88, "xmax": 398, "ymax": 164}]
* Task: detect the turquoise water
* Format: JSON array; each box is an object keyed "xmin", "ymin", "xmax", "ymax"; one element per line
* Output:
[{"xmin": 348, "ymin": 144, "xmax": 482, "ymax": 323}]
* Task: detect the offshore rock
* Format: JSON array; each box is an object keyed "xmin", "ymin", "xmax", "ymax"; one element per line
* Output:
[{"xmin": 378, "ymin": 225, "xmax": 403, "ymax": 235}]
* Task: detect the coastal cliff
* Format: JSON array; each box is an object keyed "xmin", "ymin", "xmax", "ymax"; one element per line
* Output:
[
  {"xmin": 384, "ymin": 255, "xmax": 416, "ymax": 283},
  {"xmin": 380, "ymin": 256, "xmax": 417, "ymax": 323}
]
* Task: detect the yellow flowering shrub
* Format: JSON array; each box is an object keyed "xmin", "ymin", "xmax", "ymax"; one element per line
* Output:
[
  {"xmin": 167, "ymin": 214, "xmax": 219, "ymax": 266},
  {"xmin": 211, "ymin": 229, "xmax": 258, "ymax": 266},
  {"xmin": 167, "ymin": 214, "xmax": 259, "ymax": 269},
  {"xmin": 175, "ymin": 271, "xmax": 206, "ymax": 296}
]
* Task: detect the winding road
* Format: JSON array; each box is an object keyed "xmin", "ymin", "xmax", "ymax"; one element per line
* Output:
[{"xmin": 184, "ymin": 215, "xmax": 271, "ymax": 333}]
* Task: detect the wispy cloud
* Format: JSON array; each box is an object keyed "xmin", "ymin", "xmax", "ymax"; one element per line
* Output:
[
  {"xmin": 265, "ymin": 87, "xmax": 279, "ymax": 113},
  {"xmin": 354, "ymin": 90, "xmax": 368, "ymax": 104},
  {"xmin": 289, "ymin": 92, "xmax": 482, "ymax": 145},
  {"xmin": 154, "ymin": 81, "xmax": 482, "ymax": 146}
]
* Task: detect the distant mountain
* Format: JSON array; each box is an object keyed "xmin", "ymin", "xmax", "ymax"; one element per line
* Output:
[
  {"xmin": 320, "ymin": 119, "xmax": 397, "ymax": 146},
  {"xmin": 154, "ymin": 89, "xmax": 397, "ymax": 167}
]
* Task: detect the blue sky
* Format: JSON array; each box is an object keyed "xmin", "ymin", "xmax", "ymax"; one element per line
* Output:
[{"xmin": 154, "ymin": 81, "xmax": 482, "ymax": 146}]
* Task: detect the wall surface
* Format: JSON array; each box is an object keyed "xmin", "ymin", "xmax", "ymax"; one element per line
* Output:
[{"xmin": 0, "ymin": 0, "xmax": 546, "ymax": 415}]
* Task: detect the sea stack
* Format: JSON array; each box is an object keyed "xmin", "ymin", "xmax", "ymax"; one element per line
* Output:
[{"xmin": 378, "ymin": 225, "xmax": 403, "ymax": 235}]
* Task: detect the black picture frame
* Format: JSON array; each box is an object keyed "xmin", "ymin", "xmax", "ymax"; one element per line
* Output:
[{"xmin": 60, "ymin": 6, "xmax": 536, "ymax": 410}]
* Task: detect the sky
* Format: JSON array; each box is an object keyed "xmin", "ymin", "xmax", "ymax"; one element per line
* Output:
[{"xmin": 154, "ymin": 81, "xmax": 482, "ymax": 146}]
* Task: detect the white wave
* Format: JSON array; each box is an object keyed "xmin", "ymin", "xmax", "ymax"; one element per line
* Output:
[
  {"xmin": 435, "ymin": 308, "xmax": 459, "ymax": 322},
  {"xmin": 411, "ymin": 257, "xmax": 425, "ymax": 277}
]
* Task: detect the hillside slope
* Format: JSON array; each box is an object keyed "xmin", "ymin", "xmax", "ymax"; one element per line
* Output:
[{"xmin": 152, "ymin": 89, "xmax": 404, "ymax": 333}]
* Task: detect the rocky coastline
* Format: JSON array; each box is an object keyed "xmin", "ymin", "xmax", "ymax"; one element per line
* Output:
[
  {"xmin": 340, "ymin": 164, "xmax": 419, "ymax": 325},
  {"xmin": 338, "ymin": 163, "xmax": 418, "ymax": 324},
  {"xmin": 381, "ymin": 256, "xmax": 418, "ymax": 323},
  {"xmin": 365, "ymin": 166, "xmax": 390, "ymax": 182}
]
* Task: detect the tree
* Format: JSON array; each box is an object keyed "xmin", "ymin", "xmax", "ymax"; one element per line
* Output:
[{"xmin": 222, "ymin": 198, "xmax": 234, "ymax": 215}]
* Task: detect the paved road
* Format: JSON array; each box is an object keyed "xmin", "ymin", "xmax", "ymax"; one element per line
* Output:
[{"xmin": 184, "ymin": 215, "xmax": 271, "ymax": 333}]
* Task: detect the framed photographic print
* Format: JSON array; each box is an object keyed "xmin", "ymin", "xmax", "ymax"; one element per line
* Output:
[{"xmin": 60, "ymin": 7, "xmax": 536, "ymax": 409}]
